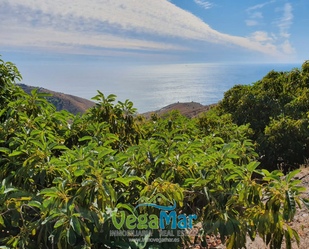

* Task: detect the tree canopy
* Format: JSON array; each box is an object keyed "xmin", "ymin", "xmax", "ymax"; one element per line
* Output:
[{"xmin": 0, "ymin": 56, "xmax": 308, "ymax": 249}]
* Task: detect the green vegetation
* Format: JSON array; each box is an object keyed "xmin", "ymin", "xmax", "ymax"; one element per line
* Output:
[
  {"xmin": 0, "ymin": 56, "xmax": 309, "ymax": 249},
  {"xmin": 218, "ymin": 61, "xmax": 309, "ymax": 172}
]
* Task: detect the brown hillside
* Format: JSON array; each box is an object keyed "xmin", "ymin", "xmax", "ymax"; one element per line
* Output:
[
  {"xmin": 142, "ymin": 102, "xmax": 218, "ymax": 119},
  {"xmin": 18, "ymin": 84, "xmax": 95, "ymax": 115}
]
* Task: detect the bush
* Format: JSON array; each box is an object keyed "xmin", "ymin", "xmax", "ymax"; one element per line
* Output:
[{"xmin": 218, "ymin": 61, "xmax": 309, "ymax": 172}]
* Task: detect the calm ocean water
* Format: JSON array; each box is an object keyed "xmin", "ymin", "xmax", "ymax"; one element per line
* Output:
[{"xmin": 21, "ymin": 63, "xmax": 301, "ymax": 113}]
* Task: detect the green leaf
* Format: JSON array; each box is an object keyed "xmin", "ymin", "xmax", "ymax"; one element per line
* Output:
[
  {"xmin": 289, "ymin": 179, "xmax": 302, "ymax": 187},
  {"xmin": 116, "ymin": 203, "xmax": 135, "ymax": 214},
  {"xmin": 153, "ymin": 133, "xmax": 168, "ymax": 141},
  {"xmin": 78, "ymin": 136, "xmax": 92, "ymax": 142},
  {"xmin": 173, "ymin": 135, "xmax": 184, "ymax": 140},
  {"xmin": 301, "ymin": 198, "xmax": 309, "ymax": 210},
  {"xmin": 67, "ymin": 227, "xmax": 76, "ymax": 246},
  {"xmin": 107, "ymin": 94, "xmax": 117, "ymax": 99},
  {"xmin": 37, "ymin": 92, "xmax": 53, "ymax": 97},
  {"xmin": 246, "ymin": 162, "xmax": 260, "ymax": 172},
  {"xmin": 261, "ymin": 169, "xmax": 270, "ymax": 176},
  {"xmin": 114, "ymin": 176, "xmax": 143, "ymax": 187},
  {"xmin": 102, "ymin": 181, "xmax": 111, "ymax": 196},
  {"xmin": 30, "ymin": 89, "xmax": 38, "ymax": 96},
  {"xmin": 285, "ymin": 229, "xmax": 292, "ymax": 249},
  {"xmin": 74, "ymin": 169, "xmax": 85, "ymax": 177},
  {"xmin": 291, "ymin": 186, "xmax": 306, "ymax": 192},
  {"xmin": 3, "ymin": 188, "xmax": 18, "ymax": 194},
  {"xmin": 0, "ymin": 215, "xmax": 5, "ymax": 227},
  {"xmin": 54, "ymin": 218, "xmax": 67, "ymax": 228},
  {"xmin": 42, "ymin": 213, "xmax": 63, "ymax": 225},
  {"xmin": 0, "ymin": 147, "xmax": 10, "ymax": 154},
  {"xmin": 292, "ymin": 228, "xmax": 300, "ymax": 247},
  {"xmin": 98, "ymin": 149, "xmax": 115, "ymax": 159},
  {"xmin": 226, "ymin": 232, "xmax": 235, "ymax": 249},
  {"xmin": 70, "ymin": 216, "xmax": 81, "ymax": 236},
  {"xmin": 38, "ymin": 187, "xmax": 59, "ymax": 197},
  {"xmin": 12, "ymin": 239, "xmax": 18, "ymax": 247},
  {"xmin": 182, "ymin": 178, "xmax": 196, "ymax": 187},
  {"xmin": 30, "ymin": 140, "xmax": 44, "ymax": 150},
  {"xmin": 110, "ymin": 187, "xmax": 117, "ymax": 203},
  {"xmin": 155, "ymin": 158, "xmax": 165, "ymax": 167},
  {"xmin": 226, "ymin": 153, "xmax": 240, "ymax": 159},
  {"xmin": 28, "ymin": 201, "xmax": 42, "ymax": 209},
  {"xmin": 264, "ymin": 176, "xmax": 281, "ymax": 182},
  {"xmin": 9, "ymin": 151, "xmax": 25, "ymax": 157},
  {"xmin": 52, "ymin": 145, "xmax": 68, "ymax": 150},
  {"xmin": 81, "ymin": 180, "xmax": 94, "ymax": 186},
  {"xmin": 284, "ymin": 190, "xmax": 296, "ymax": 221},
  {"xmin": 225, "ymin": 174, "xmax": 240, "ymax": 181},
  {"xmin": 286, "ymin": 169, "xmax": 301, "ymax": 183}
]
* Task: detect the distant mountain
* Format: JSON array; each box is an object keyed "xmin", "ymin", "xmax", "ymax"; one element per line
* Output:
[
  {"xmin": 141, "ymin": 102, "xmax": 217, "ymax": 119},
  {"xmin": 18, "ymin": 84, "xmax": 95, "ymax": 115}
]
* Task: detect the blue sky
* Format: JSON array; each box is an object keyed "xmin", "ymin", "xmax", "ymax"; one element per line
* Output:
[{"xmin": 1, "ymin": 0, "xmax": 308, "ymax": 65}]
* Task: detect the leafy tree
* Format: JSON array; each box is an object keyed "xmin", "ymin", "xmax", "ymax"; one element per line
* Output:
[
  {"xmin": 0, "ymin": 56, "xmax": 309, "ymax": 249},
  {"xmin": 218, "ymin": 60, "xmax": 309, "ymax": 171}
]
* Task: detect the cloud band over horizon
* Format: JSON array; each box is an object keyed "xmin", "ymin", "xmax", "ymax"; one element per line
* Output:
[{"xmin": 0, "ymin": 0, "xmax": 296, "ymax": 61}]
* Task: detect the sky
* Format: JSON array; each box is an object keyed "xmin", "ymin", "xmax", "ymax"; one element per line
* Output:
[{"xmin": 1, "ymin": 0, "xmax": 308, "ymax": 65}]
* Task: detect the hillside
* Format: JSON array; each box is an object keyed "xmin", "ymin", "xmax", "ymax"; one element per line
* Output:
[
  {"xmin": 18, "ymin": 84, "xmax": 95, "ymax": 115},
  {"xmin": 18, "ymin": 84, "xmax": 217, "ymax": 117},
  {"xmin": 142, "ymin": 102, "xmax": 218, "ymax": 119}
]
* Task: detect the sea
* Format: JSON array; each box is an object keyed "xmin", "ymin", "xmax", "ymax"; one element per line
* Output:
[{"xmin": 21, "ymin": 63, "xmax": 301, "ymax": 113}]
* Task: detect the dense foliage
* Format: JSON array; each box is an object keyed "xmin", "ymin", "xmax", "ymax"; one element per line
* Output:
[
  {"xmin": 1, "ymin": 56, "xmax": 309, "ymax": 249},
  {"xmin": 218, "ymin": 61, "xmax": 309, "ymax": 172}
]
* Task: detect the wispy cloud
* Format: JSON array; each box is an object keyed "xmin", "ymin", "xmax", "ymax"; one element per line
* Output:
[
  {"xmin": 193, "ymin": 0, "xmax": 213, "ymax": 9},
  {"xmin": 245, "ymin": 1, "xmax": 275, "ymax": 26},
  {"xmin": 0, "ymin": 21, "xmax": 189, "ymax": 52},
  {"xmin": 244, "ymin": 1, "xmax": 295, "ymax": 56},
  {"xmin": 280, "ymin": 40, "xmax": 295, "ymax": 54},
  {"xmin": 251, "ymin": 12, "xmax": 263, "ymax": 19},
  {"xmin": 275, "ymin": 3, "xmax": 293, "ymax": 38},
  {"xmin": 245, "ymin": 20, "xmax": 259, "ymax": 26},
  {"xmin": 0, "ymin": 0, "xmax": 285, "ymax": 58},
  {"xmin": 248, "ymin": 31, "xmax": 274, "ymax": 43},
  {"xmin": 246, "ymin": 0, "xmax": 276, "ymax": 12}
]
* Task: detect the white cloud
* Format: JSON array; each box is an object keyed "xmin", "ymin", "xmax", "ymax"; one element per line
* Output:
[
  {"xmin": 193, "ymin": 0, "xmax": 213, "ymax": 9},
  {"xmin": 275, "ymin": 3, "xmax": 293, "ymax": 38},
  {"xmin": 244, "ymin": 1, "xmax": 295, "ymax": 57},
  {"xmin": 245, "ymin": 20, "xmax": 259, "ymax": 26},
  {"xmin": 251, "ymin": 12, "xmax": 263, "ymax": 19},
  {"xmin": 0, "ymin": 0, "xmax": 284, "ymax": 58},
  {"xmin": 271, "ymin": 33, "xmax": 278, "ymax": 40},
  {"xmin": 249, "ymin": 31, "xmax": 273, "ymax": 42},
  {"xmin": 0, "ymin": 21, "xmax": 189, "ymax": 52},
  {"xmin": 246, "ymin": 0, "xmax": 274, "ymax": 25},
  {"xmin": 246, "ymin": 0, "xmax": 275, "ymax": 12},
  {"xmin": 280, "ymin": 40, "xmax": 295, "ymax": 54}
]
